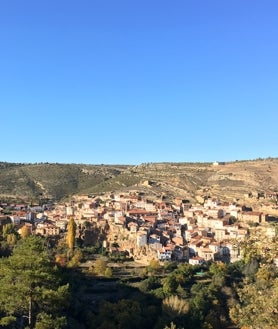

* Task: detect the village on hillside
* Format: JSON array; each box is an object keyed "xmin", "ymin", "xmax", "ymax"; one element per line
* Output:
[{"xmin": 1, "ymin": 188, "xmax": 278, "ymax": 267}]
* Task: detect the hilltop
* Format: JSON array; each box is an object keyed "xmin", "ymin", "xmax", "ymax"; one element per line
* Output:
[{"xmin": 0, "ymin": 158, "xmax": 277, "ymax": 205}]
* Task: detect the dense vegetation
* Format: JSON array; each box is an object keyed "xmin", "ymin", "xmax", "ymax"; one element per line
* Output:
[{"xmin": 0, "ymin": 226, "xmax": 277, "ymax": 329}]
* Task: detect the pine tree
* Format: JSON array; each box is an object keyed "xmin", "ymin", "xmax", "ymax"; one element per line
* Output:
[{"xmin": 0, "ymin": 236, "xmax": 69, "ymax": 329}]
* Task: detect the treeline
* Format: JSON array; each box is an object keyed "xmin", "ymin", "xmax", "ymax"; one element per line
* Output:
[{"xmin": 0, "ymin": 229, "xmax": 277, "ymax": 329}]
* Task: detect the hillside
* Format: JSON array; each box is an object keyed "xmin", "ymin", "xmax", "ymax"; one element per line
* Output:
[
  {"xmin": 0, "ymin": 162, "xmax": 129, "ymax": 201},
  {"xmin": 0, "ymin": 158, "xmax": 277, "ymax": 204}
]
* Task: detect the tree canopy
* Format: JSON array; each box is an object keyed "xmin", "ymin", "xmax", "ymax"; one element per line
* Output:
[{"xmin": 0, "ymin": 236, "xmax": 69, "ymax": 329}]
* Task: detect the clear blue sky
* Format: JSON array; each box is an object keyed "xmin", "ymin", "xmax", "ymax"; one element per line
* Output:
[{"xmin": 0, "ymin": 0, "xmax": 277, "ymax": 165}]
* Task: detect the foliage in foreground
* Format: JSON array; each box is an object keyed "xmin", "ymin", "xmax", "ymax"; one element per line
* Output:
[
  {"xmin": 0, "ymin": 232, "xmax": 277, "ymax": 329},
  {"xmin": 0, "ymin": 236, "xmax": 69, "ymax": 329}
]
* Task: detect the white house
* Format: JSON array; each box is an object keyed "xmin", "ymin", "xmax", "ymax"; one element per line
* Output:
[
  {"xmin": 157, "ymin": 246, "xmax": 172, "ymax": 261},
  {"xmin": 189, "ymin": 256, "xmax": 205, "ymax": 265}
]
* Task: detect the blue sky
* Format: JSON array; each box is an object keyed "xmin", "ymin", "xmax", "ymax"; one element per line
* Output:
[{"xmin": 0, "ymin": 0, "xmax": 277, "ymax": 165}]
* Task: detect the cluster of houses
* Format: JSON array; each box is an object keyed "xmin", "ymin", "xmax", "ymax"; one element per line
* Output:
[{"xmin": 1, "ymin": 192, "xmax": 277, "ymax": 266}]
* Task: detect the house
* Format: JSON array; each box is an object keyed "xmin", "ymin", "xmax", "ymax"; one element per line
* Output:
[
  {"xmin": 227, "ymin": 228, "xmax": 238, "ymax": 239},
  {"xmin": 240, "ymin": 211, "xmax": 264, "ymax": 223},
  {"xmin": 206, "ymin": 209, "xmax": 225, "ymax": 219},
  {"xmin": 65, "ymin": 206, "xmax": 74, "ymax": 216},
  {"xmin": 198, "ymin": 248, "xmax": 215, "ymax": 261},
  {"xmin": 213, "ymin": 228, "xmax": 227, "ymax": 241},
  {"xmin": 26, "ymin": 211, "xmax": 36, "ymax": 221},
  {"xmin": 36, "ymin": 223, "xmax": 60, "ymax": 236},
  {"xmin": 189, "ymin": 256, "xmax": 205, "ymax": 265},
  {"xmin": 55, "ymin": 220, "xmax": 68, "ymax": 231},
  {"xmin": 225, "ymin": 242, "xmax": 240, "ymax": 262},
  {"xmin": 136, "ymin": 231, "xmax": 147, "ymax": 247},
  {"xmin": 157, "ymin": 245, "xmax": 173, "ymax": 261},
  {"xmin": 179, "ymin": 217, "xmax": 188, "ymax": 225},
  {"xmin": 188, "ymin": 238, "xmax": 202, "ymax": 256},
  {"xmin": 82, "ymin": 209, "xmax": 99, "ymax": 219},
  {"xmin": 183, "ymin": 209, "xmax": 195, "ymax": 218},
  {"xmin": 144, "ymin": 216, "xmax": 157, "ymax": 230},
  {"xmin": 161, "ymin": 231, "xmax": 171, "ymax": 245},
  {"xmin": 127, "ymin": 209, "xmax": 158, "ymax": 218},
  {"xmin": 207, "ymin": 218, "xmax": 228, "ymax": 229},
  {"xmin": 230, "ymin": 209, "xmax": 239, "ymax": 219},
  {"xmin": 184, "ymin": 230, "xmax": 198, "ymax": 242},
  {"xmin": 115, "ymin": 216, "xmax": 126, "ymax": 226},
  {"xmin": 208, "ymin": 242, "xmax": 220, "ymax": 254},
  {"xmin": 14, "ymin": 204, "xmax": 26, "ymax": 210},
  {"xmin": 173, "ymin": 245, "xmax": 189, "ymax": 261},
  {"xmin": 10, "ymin": 215, "xmax": 21, "ymax": 225},
  {"xmin": 128, "ymin": 221, "xmax": 138, "ymax": 233},
  {"xmin": 196, "ymin": 214, "xmax": 209, "ymax": 227},
  {"xmin": 157, "ymin": 219, "xmax": 168, "ymax": 229},
  {"xmin": 145, "ymin": 202, "xmax": 156, "ymax": 212},
  {"xmin": 149, "ymin": 234, "xmax": 161, "ymax": 245},
  {"xmin": 172, "ymin": 236, "xmax": 184, "ymax": 246},
  {"xmin": 139, "ymin": 223, "xmax": 152, "ymax": 236},
  {"xmin": 219, "ymin": 244, "xmax": 230, "ymax": 256},
  {"xmin": 173, "ymin": 223, "xmax": 183, "ymax": 237}
]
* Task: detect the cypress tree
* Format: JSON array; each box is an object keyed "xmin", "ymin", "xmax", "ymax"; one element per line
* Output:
[{"xmin": 67, "ymin": 217, "xmax": 77, "ymax": 253}]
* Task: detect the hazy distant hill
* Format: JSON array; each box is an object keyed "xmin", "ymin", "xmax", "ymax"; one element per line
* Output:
[{"xmin": 0, "ymin": 159, "xmax": 277, "ymax": 203}]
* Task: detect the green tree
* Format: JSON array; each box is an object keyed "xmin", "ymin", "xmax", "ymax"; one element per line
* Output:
[
  {"xmin": 6, "ymin": 233, "xmax": 18, "ymax": 246},
  {"xmin": 209, "ymin": 262, "xmax": 228, "ymax": 288},
  {"xmin": 2, "ymin": 223, "xmax": 19, "ymax": 246},
  {"xmin": 90, "ymin": 299, "xmax": 155, "ymax": 329},
  {"xmin": 162, "ymin": 275, "xmax": 179, "ymax": 295},
  {"xmin": 189, "ymin": 283, "xmax": 212, "ymax": 325},
  {"xmin": 176, "ymin": 284, "xmax": 188, "ymax": 299},
  {"xmin": 230, "ymin": 276, "xmax": 278, "ymax": 328},
  {"xmin": 104, "ymin": 267, "xmax": 113, "ymax": 277},
  {"xmin": 2, "ymin": 223, "xmax": 17, "ymax": 239},
  {"xmin": 93, "ymin": 258, "xmax": 108, "ymax": 276},
  {"xmin": 139, "ymin": 276, "xmax": 160, "ymax": 293},
  {"xmin": 0, "ymin": 236, "xmax": 69, "ymax": 329},
  {"xmin": 147, "ymin": 259, "xmax": 161, "ymax": 274},
  {"xmin": 67, "ymin": 248, "xmax": 83, "ymax": 268},
  {"xmin": 209, "ymin": 262, "xmax": 227, "ymax": 277},
  {"xmin": 35, "ymin": 312, "xmax": 67, "ymax": 329}
]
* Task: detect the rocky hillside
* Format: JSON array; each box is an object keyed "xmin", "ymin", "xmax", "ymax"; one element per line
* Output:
[
  {"xmin": 0, "ymin": 158, "xmax": 277, "ymax": 204},
  {"xmin": 87, "ymin": 158, "xmax": 278, "ymax": 204}
]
